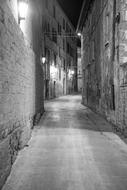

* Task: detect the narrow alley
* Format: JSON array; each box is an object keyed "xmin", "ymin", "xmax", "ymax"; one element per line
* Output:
[{"xmin": 2, "ymin": 95, "xmax": 127, "ymax": 190}]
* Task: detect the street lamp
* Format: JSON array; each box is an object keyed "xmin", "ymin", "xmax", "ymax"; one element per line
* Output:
[
  {"xmin": 77, "ymin": 32, "xmax": 81, "ymax": 37},
  {"xmin": 18, "ymin": 0, "xmax": 28, "ymax": 24},
  {"xmin": 42, "ymin": 57, "xmax": 46, "ymax": 64}
]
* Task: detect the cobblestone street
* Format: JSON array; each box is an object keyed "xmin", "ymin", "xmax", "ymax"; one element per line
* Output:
[{"xmin": 2, "ymin": 95, "xmax": 127, "ymax": 190}]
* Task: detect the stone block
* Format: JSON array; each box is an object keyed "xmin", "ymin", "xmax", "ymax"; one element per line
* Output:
[
  {"xmin": 0, "ymin": 2, "xmax": 44, "ymax": 188},
  {"xmin": 0, "ymin": 137, "xmax": 11, "ymax": 189}
]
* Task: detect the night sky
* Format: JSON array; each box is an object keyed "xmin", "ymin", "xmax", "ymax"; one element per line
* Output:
[{"xmin": 57, "ymin": 0, "xmax": 83, "ymax": 28}]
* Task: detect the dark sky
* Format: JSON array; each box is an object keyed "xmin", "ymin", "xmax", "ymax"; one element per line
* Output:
[{"xmin": 57, "ymin": 0, "xmax": 83, "ymax": 28}]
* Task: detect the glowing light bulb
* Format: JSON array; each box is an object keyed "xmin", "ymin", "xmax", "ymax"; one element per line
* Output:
[{"xmin": 18, "ymin": 1, "xmax": 28, "ymax": 19}]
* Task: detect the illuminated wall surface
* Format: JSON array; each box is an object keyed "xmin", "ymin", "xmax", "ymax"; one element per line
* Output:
[{"xmin": 0, "ymin": 0, "xmax": 44, "ymax": 188}]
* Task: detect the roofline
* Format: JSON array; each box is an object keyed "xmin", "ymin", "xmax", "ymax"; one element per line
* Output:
[
  {"xmin": 76, "ymin": 0, "xmax": 93, "ymax": 33},
  {"xmin": 56, "ymin": 0, "xmax": 76, "ymax": 32}
]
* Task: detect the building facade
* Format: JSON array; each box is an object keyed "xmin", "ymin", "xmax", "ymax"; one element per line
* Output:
[
  {"xmin": 77, "ymin": 47, "xmax": 82, "ymax": 92},
  {"xmin": 0, "ymin": 0, "xmax": 44, "ymax": 188},
  {"xmin": 77, "ymin": 0, "xmax": 127, "ymax": 135},
  {"xmin": 42, "ymin": 0, "xmax": 77, "ymax": 99}
]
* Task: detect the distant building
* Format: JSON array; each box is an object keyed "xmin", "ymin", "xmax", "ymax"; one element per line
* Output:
[
  {"xmin": 77, "ymin": 0, "xmax": 127, "ymax": 134},
  {"xmin": 42, "ymin": 0, "xmax": 77, "ymax": 99},
  {"xmin": 77, "ymin": 47, "xmax": 82, "ymax": 93}
]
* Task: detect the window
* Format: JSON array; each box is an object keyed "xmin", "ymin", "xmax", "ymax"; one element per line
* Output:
[
  {"xmin": 59, "ymin": 67, "xmax": 61, "ymax": 80},
  {"xmin": 47, "ymin": 22, "xmax": 50, "ymax": 37},
  {"xmin": 54, "ymin": 53, "xmax": 57, "ymax": 66},
  {"xmin": 69, "ymin": 27, "xmax": 71, "ymax": 36},
  {"xmin": 59, "ymin": 25, "xmax": 61, "ymax": 35},
  {"xmin": 63, "ymin": 39, "xmax": 65, "ymax": 51},
  {"xmin": 106, "ymin": 14, "xmax": 109, "ymax": 34},
  {"xmin": 58, "ymin": 23, "xmax": 61, "ymax": 35},
  {"xmin": 46, "ymin": 48, "xmax": 50, "ymax": 63},
  {"xmin": 66, "ymin": 22, "xmax": 69, "ymax": 32},
  {"xmin": 70, "ymin": 46, "xmax": 73, "ymax": 57},
  {"xmin": 63, "ymin": 18, "xmax": 65, "ymax": 30},
  {"xmin": 67, "ymin": 42, "xmax": 70, "ymax": 54},
  {"xmin": 91, "ymin": 40, "xmax": 95, "ymax": 61},
  {"xmin": 52, "ymin": 28, "xmax": 57, "ymax": 43},
  {"xmin": 58, "ymin": 23, "xmax": 59, "ymax": 33},
  {"xmin": 63, "ymin": 59, "xmax": 66, "ymax": 70},
  {"xmin": 111, "ymin": 84, "xmax": 115, "ymax": 110},
  {"xmin": 105, "ymin": 9, "xmax": 110, "ymax": 42},
  {"xmin": 53, "ymin": 6, "xmax": 56, "ymax": 18}
]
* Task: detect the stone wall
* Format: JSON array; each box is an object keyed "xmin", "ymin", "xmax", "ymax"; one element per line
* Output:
[
  {"xmin": 0, "ymin": 1, "xmax": 44, "ymax": 188},
  {"xmin": 82, "ymin": 0, "xmax": 104, "ymax": 111},
  {"xmin": 81, "ymin": 0, "xmax": 127, "ymax": 134},
  {"xmin": 116, "ymin": 0, "xmax": 127, "ymax": 134}
]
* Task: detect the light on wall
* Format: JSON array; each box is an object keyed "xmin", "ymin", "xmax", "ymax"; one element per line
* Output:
[
  {"xmin": 69, "ymin": 70, "xmax": 74, "ymax": 75},
  {"xmin": 71, "ymin": 70, "xmax": 74, "ymax": 75},
  {"xmin": 68, "ymin": 69, "xmax": 74, "ymax": 79},
  {"xmin": 18, "ymin": 0, "xmax": 28, "ymax": 24},
  {"xmin": 42, "ymin": 57, "xmax": 46, "ymax": 64},
  {"xmin": 50, "ymin": 65, "xmax": 57, "ymax": 75}
]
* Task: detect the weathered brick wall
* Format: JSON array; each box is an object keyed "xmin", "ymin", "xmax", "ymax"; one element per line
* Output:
[
  {"xmin": 0, "ymin": 1, "xmax": 44, "ymax": 188},
  {"xmin": 82, "ymin": 0, "xmax": 103, "ymax": 111},
  {"xmin": 115, "ymin": 0, "xmax": 127, "ymax": 133},
  {"xmin": 81, "ymin": 0, "xmax": 127, "ymax": 134}
]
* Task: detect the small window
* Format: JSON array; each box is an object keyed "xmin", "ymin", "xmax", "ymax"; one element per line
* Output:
[
  {"xmin": 53, "ymin": 6, "xmax": 56, "ymax": 18},
  {"xmin": 111, "ymin": 84, "xmax": 115, "ymax": 110},
  {"xmin": 66, "ymin": 22, "xmax": 69, "ymax": 32},
  {"xmin": 59, "ymin": 25, "xmax": 61, "ymax": 35},
  {"xmin": 91, "ymin": 40, "xmax": 95, "ymax": 61},
  {"xmin": 58, "ymin": 23, "xmax": 61, "ymax": 35},
  {"xmin": 105, "ymin": 10, "xmax": 110, "ymax": 42},
  {"xmin": 46, "ymin": 22, "xmax": 50, "ymax": 37},
  {"xmin": 52, "ymin": 28, "xmax": 57, "ymax": 43},
  {"xmin": 59, "ymin": 67, "xmax": 61, "ymax": 80},
  {"xmin": 54, "ymin": 53, "xmax": 57, "ymax": 66},
  {"xmin": 63, "ymin": 59, "xmax": 66, "ymax": 70},
  {"xmin": 63, "ymin": 39, "xmax": 65, "ymax": 51},
  {"xmin": 67, "ymin": 42, "xmax": 70, "ymax": 54},
  {"xmin": 63, "ymin": 18, "xmax": 65, "ymax": 30}
]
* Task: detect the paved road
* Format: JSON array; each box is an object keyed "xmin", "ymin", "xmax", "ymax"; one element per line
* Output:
[{"xmin": 2, "ymin": 95, "xmax": 127, "ymax": 190}]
